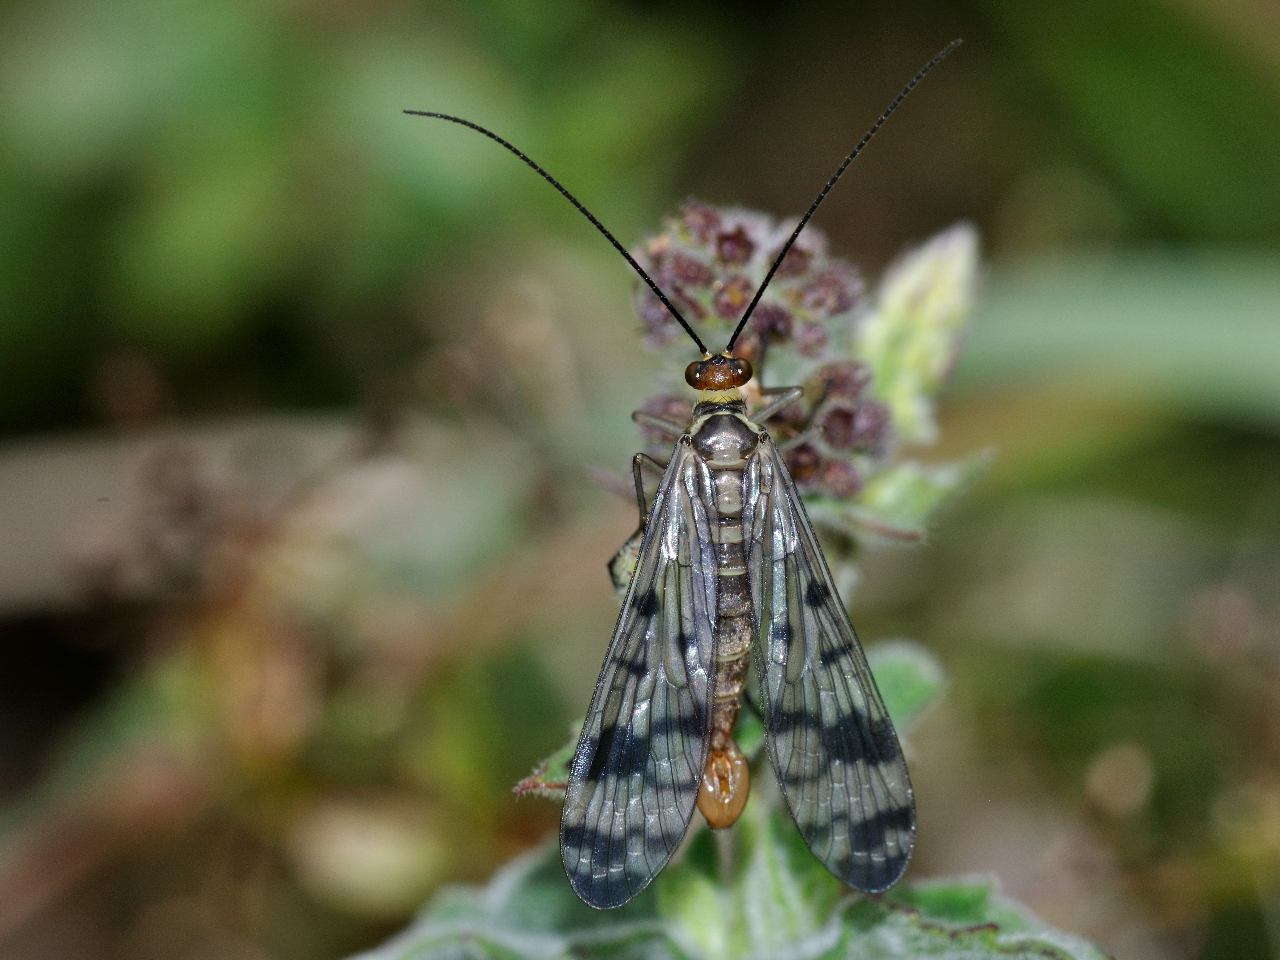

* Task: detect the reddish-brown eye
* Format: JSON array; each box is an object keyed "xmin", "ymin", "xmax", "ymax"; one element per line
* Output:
[{"xmin": 684, "ymin": 354, "xmax": 753, "ymax": 390}]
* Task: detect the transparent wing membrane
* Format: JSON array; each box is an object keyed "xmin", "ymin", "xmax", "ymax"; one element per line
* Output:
[
  {"xmin": 745, "ymin": 438, "xmax": 916, "ymax": 892},
  {"xmin": 561, "ymin": 442, "xmax": 720, "ymax": 908}
]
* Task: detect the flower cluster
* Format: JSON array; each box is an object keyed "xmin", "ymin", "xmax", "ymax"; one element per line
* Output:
[
  {"xmin": 629, "ymin": 201, "xmax": 983, "ymax": 550},
  {"xmin": 635, "ymin": 201, "xmax": 863, "ymax": 365}
]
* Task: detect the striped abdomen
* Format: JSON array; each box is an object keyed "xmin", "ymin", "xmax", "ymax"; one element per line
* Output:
[{"xmin": 692, "ymin": 411, "xmax": 759, "ymax": 829}]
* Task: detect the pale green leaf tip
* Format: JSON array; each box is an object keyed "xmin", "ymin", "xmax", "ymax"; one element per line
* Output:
[{"xmin": 861, "ymin": 222, "xmax": 983, "ymax": 444}]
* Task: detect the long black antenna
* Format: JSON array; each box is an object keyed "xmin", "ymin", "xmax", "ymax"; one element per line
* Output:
[
  {"xmin": 403, "ymin": 110, "xmax": 709, "ymax": 355},
  {"xmin": 725, "ymin": 38, "xmax": 962, "ymax": 353}
]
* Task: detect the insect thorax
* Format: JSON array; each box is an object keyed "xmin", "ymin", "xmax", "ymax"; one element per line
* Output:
[{"xmin": 689, "ymin": 400, "xmax": 761, "ymax": 467}]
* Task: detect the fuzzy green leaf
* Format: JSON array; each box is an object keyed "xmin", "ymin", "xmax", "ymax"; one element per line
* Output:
[{"xmin": 351, "ymin": 835, "xmax": 1109, "ymax": 960}]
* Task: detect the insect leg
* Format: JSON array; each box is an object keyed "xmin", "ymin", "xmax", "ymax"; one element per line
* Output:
[
  {"xmin": 753, "ymin": 385, "xmax": 804, "ymax": 423},
  {"xmin": 779, "ymin": 425, "xmax": 821, "ymax": 451},
  {"xmin": 632, "ymin": 410, "xmax": 685, "ymax": 441},
  {"xmin": 632, "ymin": 453, "xmax": 668, "ymax": 527}
]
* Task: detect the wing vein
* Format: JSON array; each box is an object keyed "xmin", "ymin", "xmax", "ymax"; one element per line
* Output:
[
  {"xmin": 561, "ymin": 443, "xmax": 717, "ymax": 908},
  {"xmin": 749, "ymin": 435, "xmax": 916, "ymax": 893}
]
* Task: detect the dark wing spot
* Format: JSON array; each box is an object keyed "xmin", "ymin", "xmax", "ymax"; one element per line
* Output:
[
  {"xmin": 816, "ymin": 716, "xmax": 852, "ymax": 767},
  {"xmin": 818, "ymin": 641, "xmax": 852, "ymax": 668},
  {"xmin": 769, "ymin": 705, "xmax": 812, "ymax": 734},
  {"xmin": 769, "ymin": 622, "xmax": 792, "ymax": 647},
  {"xmin": 857, "ymin": 801, "xmax": 914, "ymax": 838},
  {"xmin": 868, "ymin": 714, "xmax": 904, "ymax": 762},
  {"xmin": 831, "ymin": 802, "xmax": 914, "ymax": 891},
  {"xmin": 650, "ymin": 710, "xmax": 706, "ymax": 742},
  {"xmin": 804, "ymin": 578, "xmax": 832, "ymax": 608},
  {"xmin": 586, "ymin": 722, "xmax": 653, "ymax": 783},
  {"xmin": 616, "ymin": 733, "xmax": 653, "ymax": 778},
  {"xmin": 561, "ymin": 821, "xmax": 590, "ymax": 852},
  {"xmin": 814, "ymin": 710, "xmax": 886, "ymax": 768},
  {"xmin": 633, "ymin": 588, "xmax": 659, "ymax": 618},
  {"xmin": 584, "ymin": 729, "xmax": 611, "ymax": 783},
  {"xmin": 611, "ymin": 652, "xmax": 648, "ymax": 679}
]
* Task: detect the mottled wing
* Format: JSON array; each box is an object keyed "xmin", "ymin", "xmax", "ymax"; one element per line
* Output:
[
  {"xmin": 743, "ymin": 436, "xmax": 915, "ymax": 892},
  {"xmin": 561, "ymin": 439, "xmax": 718, "ymax": 909}
]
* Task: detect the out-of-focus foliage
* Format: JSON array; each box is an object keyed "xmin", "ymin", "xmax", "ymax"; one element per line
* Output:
[
  {"xmin": 0, "ymin": 0, "xmax": 730, "ymax": 435},
  {"xmin": 1, "ymin": 1, "xmax": 1278, "ymax": 959}
]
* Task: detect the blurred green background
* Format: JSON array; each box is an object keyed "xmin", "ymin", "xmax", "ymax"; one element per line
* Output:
[{"xmin": 1, "ymin": 1, "xmax": 1278, "ymax": 958}]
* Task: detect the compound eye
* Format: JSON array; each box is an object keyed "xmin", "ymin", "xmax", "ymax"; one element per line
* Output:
[{"xmin": 685, "ymin": 354, "xmax": 753, "ymax": 390}]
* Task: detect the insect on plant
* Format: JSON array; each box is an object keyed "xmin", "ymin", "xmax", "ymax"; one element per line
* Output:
[{"xmin": 406, "ymin": 38, "xmax": 960, "ymax": 910}]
